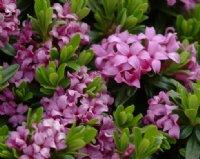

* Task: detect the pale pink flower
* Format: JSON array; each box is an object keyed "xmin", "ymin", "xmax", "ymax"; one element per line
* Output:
[{"xmin": 93, "ymin": 27, "xmax": 180, "ymax": 88}]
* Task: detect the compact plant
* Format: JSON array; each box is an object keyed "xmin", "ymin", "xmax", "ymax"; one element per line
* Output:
[{"xmin": 0, "ymin": 0, "xmax": 200, "ymax": 159}]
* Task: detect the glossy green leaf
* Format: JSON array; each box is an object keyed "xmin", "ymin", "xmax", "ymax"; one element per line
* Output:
[
  {"xmin": 115, "ymin": 85, "xmax": 137, "ymax": 106},
  {"xmin": 180, "ymin": 126, "xmax": 193, "ymax": 139},
  {"xmin": 77, "ymin": 50, "xmax": 94, "ymax": 66},
  {"xmin": 186, "ymin": 134, "xmax": 200, "ymax": 159},
  {"xmin": 66, "ymin": 61, "xmax": 80, "ymax": 71},
  {"xmin": 1, "ymin": 43, "xmax": 16, "ymax": 56},
  {"xmin": 0, "ymin": 64, "xmax": 19, "ymax": 84},
  {"xmin": 195, "ymin": 126, "xmax": 200, "ymax": 142}
]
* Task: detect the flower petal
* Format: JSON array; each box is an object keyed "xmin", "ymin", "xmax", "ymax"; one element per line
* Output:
[
  {"xmin": 152, "ymin": 59, "xmax": 161, "ymax": 73},
  {"xmin": 168, "ymin": 52, "xmax": 180, "ymax": 63}
]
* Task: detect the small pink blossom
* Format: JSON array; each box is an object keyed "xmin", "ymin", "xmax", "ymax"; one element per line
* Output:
[
  {"xmin": 41, "ymin": 67, "xmax": 114, "ymax": 126},
  {"xmin": 175, "ymin": 44, "xmax": 200, "ymax": 88},
  {"xmin": 0, "ymin": 0, "xmax": 20, "ymax": 48},
  {"xmin": 167, "ymin": 0, "xmax": 200, "ymax": 10},
  {"xmin": 143, "ymin": 91, "xmax": 180, "ymax": 139},
  {"xmin": 0, "ymin": 88, "xmax": 28, "ymax": 126},
  {"xmin": 50, "ymin": 3, "xmax": 90, "ymax": 48},
  {"xmin": 79, "ymin": 117, "xmax": 116, "ymax": 159},
  {"xmin": 7, "ymin": 118, "xmax": 67, "ymax": 159}
]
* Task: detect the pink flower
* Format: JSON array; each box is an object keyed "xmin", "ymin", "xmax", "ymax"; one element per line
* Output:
[
  {"xmin": 50, "ymin": 3, "xmax": 90, "ymax": 48},
  {"xmin": 143, "ymin": 91, "xmax": 180, "ymax": 139},
  {"xmin": 0, "ymin": 0, "xmax": 20, "ymax": 48},
  {"xmin": 41, "ymin": 67, "xmax": 114, "ymax": 126},
  {"xmin": 6, "ymin": 126, "xmax": 29, "ymax": 151},
  {"xmin": 10, "ymin": 21, "xmax": 51, "ymax": 86},
  {"xmin": 10, "ymin": 2, "xmax": 91, "ymax": 86},
  {"xmin": 167, "ymin": 0, "xmax": 200, "ymax": 10},
  {"xmin": 93, "ymin": 27, "xmax": 180, "ymax": 88},
  {"xmin": 0, "ymin": 88, "xmax": 28, "ymax": 126},
  {"xmin": 7, "ymin": 118, "xmax": 67, "ymax": 159},
  {"xmin": 79, "ymin": 117, "xmax": 116, "ymax": 159},
  {"xmin": 167, "ymin": 0, "xmax": 177, "ymax": 5},
  {"xmin": 175, "ymin": 44, "xmax": 200, "ymax": 88},
  {"xmin": 124, "ymin": 144, "xmax": 135, "ymax": 159}
]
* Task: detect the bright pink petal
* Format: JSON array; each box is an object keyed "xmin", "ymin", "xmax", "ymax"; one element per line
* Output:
[
  {"xmin": 102, "ymin": 66, "xmax": 118, "ymax": 76},
  {"xmin": 130, "ymin": 42, "xmax": 144, "ymax": 55},
  {"xmin": 168, "ymin": 125, "xmax": 180, "ymax": 139},
  {"xmin": 138, "ymin": 51, "xmax": 151, "ymax": 60},
  {"xmin": 145, "ymin": 27, "xmax": 156, "ymax": 39},
  {"xmin": 128, "ymin": 55, "xmax": 140, "ymax": 69},
  {"xmin": 113, "ymin": 55, "xmax": 128, "ymax": 66},
  {"xmin": 152, "ymin": 59, "xmax": 161, "ymax": 73},
  {"xmin": 116, "ymin": 43, "xmax": 129, "ymax": 55},
  {"xmin": 92, "ymin": 45, "xmax": 108, "ymax": 56},
  {"xmin": 168, "ymin": 52, "xmax": 180, "ymax": 63},
  {"xmin": 154, "ymin": 52, "xmax": 168, "ymax": 60}
]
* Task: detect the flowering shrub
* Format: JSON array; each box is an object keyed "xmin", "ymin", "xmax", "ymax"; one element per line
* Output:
[{"xmin": 0, "ymin": 0, "xmax": 200, "ymax": 159}]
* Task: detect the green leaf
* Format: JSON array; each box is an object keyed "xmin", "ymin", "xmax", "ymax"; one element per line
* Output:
[
  {"xmin": 180, "ymin": 126, "xmax": 193, "ymax": 139},
  {"xmin": 68, "ymin": 34, "xmax": 81, "ymax": 51},
  {"xmin": 161, "ymin": 139, "xmax": 171, "ymax": 150},
  {"xmin": 59, "ymin": 78, "xmax": 70, "ymax": 88},
  {"xmin": 188, "ymin": 94, "xmax": 200, "ymax": 109},
  {"xmin": 86, "ymin": 118, "xmax": 99, "ymax": 126},
  {"xmin": 120, "ymin": 132, "xmax": 129, "ymax": 151},
  {"xmin": 0, "ymin": 64, "xmax": 19, "ymax": 85},
  {"xmin": 67, "ymin": 139, "xmax": 86, "ymax": 151},
  {"xmin": 57, "ymin": 63, "xmax": 67, "ymax": 82},
  {"xmin": 48, "ymin": 19, "xmax": 66, "ymax": 31},
  {"xmin": 82, "ymin": 126, "xmax": 97, "ymax": 143},
  {"xmin": 36, "ymin": 65, "xmax": 50, "ymax": 86},
  {"xmin": 0, "ymin": 125, "xmax": 8, "ymax": 136},
  {"xmin": 195, "ymin": 126, "xmax": 200, "ymax": 142},
  {"xmin": 60, "ymin": 45, "xmax": 74, "ymax": 63},
  {"xmin": 138, "ymin": 138, "xmax": 150, "ymax": 154},
  {"xmin": 77, "ymin": 7, "xmax": 90, "ymax": 20},
  {"xmin": 33, "ymin": 107, "xmax": 44, "ymax": 124},
  {"xmin": 186, "ymin": 134, "xmax": 200, "ymax": 159},
  {"xmin": 119, "ymin": 111, "xmax": 127, "ymax": 125},
  {"xmin": 66, "ymin": 61, "xmax": 80, "ymax": 71},
  {"xmin": 184, "ymin": 109, "xmax": 197, "ymax": 124},
  {"xmin": 30, "ymin": 0, "xmax": 53, "ymax": 41},
  {"xmin": 133, "ymin": 127, "xmax": 142, "ymax": 148},
  {"xmin": 1, "ymin": 43, "xmax": 16, "ymax": 56},
  {"xmin": 77, "ymin": 50, "xmax": 94, "ymax": 66},
  {"xmin": 57, "ymin": 155, "xmax": 75, "ymax": 159},
  {"xmin": 113, "ymin": 131, "xmax": 120, "ymax": 150},
  {"xmin": 115, "ymin": 85, "xmax": 137, "ymax": 106},
  {"xmin": 50, "ymin": 48, "xmax": 59, "ymax": 61},
  {"xmin": 179, "ymin": 148, "xmax": 186, "ymax": 158},
  {"xmin": 49, "ymin": 72, "xmax": 59, "ymax": 86},
  {"xmin": 0, "ymin": 125, "xmax": 9, "ymax": 143}
]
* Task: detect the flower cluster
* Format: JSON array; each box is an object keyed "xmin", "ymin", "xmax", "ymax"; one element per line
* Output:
[
  {"xmin": 175, "ymin": 44, "xmax": 200, "ymax": 86},
  {"xmin": 6, "ymin": 67, "xmax": 116, "ymax": 159},
  {"xmin": 0, "ymin": 0, "xmax": 20, "ymax": 48},
  {"xmin": 79, "ymin": 117, "xmax": 116, "ymax": 159},
  {"xmin": 7, "ymin": 118, "xmax": 66, "ymax": 159},
  {"xmin": 143, "ymin": 91, "xmax": 180, "ymax": 139},
  {"xmin": 2, "ymin": 0, "xmax": 200, "ymax": 159},
  {"xmin": 93, "ymin": 27, "xmax": 180, "ymax": 88},
  {"xmin": 41, "ymin": 67, "xmax": 114, "ymax": 125},
  {"xmin": 167, "ymin": 0, "xmax": 200, "ymax": 9},
  {"xmin": 10, "ymin": 21, "xmax": 51, "ymax": 86},
  {"xmin": 10, "ymin": 2, "xmax": 90, "ymax": 87},
  {"xmin": 50, "ymin": 3, "xmax": 90, "ymax": 48},
  {"xmin": 0, "ymin": 88, "xmax": 27, "ymax": 127}
]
